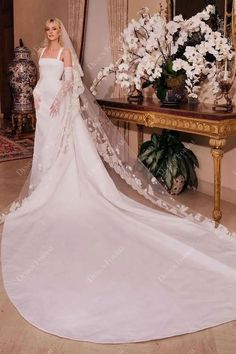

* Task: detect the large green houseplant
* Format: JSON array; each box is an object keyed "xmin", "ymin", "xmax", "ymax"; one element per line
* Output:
[{"xmin": 138, "ymin": 130, "xmax": 199, "ymax": 194}]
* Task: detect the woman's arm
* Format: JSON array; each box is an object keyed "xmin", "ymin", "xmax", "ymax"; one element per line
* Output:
[
  {"xmin": 62, "ymin": 48, "xmax": 72, "ymax": 67},
  {"xmin": 50, "ymin": 48, "xmax": 73, "ymax": 118},
  {"xmin": 33, "ymin": 48, "xmax": 43, "ymax": 111}
]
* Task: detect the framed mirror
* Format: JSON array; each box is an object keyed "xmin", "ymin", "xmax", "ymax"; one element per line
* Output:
[{"xmin": 169, "ymin": 0, "xmax": 235, "ymax": 45}]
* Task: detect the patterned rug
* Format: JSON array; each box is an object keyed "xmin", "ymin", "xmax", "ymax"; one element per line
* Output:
[{"xmin": 0, "ymin": 135, "xmax": 34, "ymax": 162}]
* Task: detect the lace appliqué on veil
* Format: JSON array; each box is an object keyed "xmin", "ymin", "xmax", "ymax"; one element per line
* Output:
[{"xmin": 80, "ymin": 102, "xmax": 235, "ymax": 240}]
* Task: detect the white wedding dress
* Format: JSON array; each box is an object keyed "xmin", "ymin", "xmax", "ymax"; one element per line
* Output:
[{"xmin": 2, "ymin": 47, "xmax": 236, "ymax": 344}]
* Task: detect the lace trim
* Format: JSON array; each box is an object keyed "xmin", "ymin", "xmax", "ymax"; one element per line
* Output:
[{"xmin": 50, "ymin": 80, "xmax": 73, "ymax": 117}]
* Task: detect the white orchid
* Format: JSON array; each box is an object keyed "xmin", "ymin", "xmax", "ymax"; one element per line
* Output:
[
  {"xmin": 91, "ymin": 5, "xmax": 234, "ymax": 100},
  {"xmin": 166, "ymin": 21, "xmax": 181, "ymax": 35},
  {"xmin": 173, "ymin": 15, "xmax": 184, "ymax": 23}
]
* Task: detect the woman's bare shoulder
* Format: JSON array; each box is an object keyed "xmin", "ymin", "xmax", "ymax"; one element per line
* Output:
[{"xmin": 62, "ymin": 48, "xmax": 72, "ymax": 56}]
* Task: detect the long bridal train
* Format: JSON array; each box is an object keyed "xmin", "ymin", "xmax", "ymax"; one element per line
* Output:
[{"xmin": 1, "ymin": 22, "xmax": 236, "ymax": 344}]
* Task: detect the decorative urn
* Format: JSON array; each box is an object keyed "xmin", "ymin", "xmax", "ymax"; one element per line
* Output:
[{"xmin": 8, "ymin": 39, "xmax": 37, "ymax": 112}]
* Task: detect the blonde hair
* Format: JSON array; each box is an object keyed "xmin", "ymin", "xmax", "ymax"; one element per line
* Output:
[{"xmin": 41, "ymin": 17, "xmax": 63, "ymax": 48}]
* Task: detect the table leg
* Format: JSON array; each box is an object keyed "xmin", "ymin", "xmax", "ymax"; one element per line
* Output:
[
  {"xmin": 11, "ymin": 113, "xmax": 16, "ymax": 132},
  {"xmin": 15, "ymin": 113, "xmax": 24, "ymax": 138},
  {"xmin": 137, "ymin": 124, "xmax": 144, "ymax": 152},
  {"xmin": 209, "ymin": 138, "xmax": 226, "ymax": 224},
  {"xmin": 29, "ymin": 112, "xmax": 36, "ymax": 131}
]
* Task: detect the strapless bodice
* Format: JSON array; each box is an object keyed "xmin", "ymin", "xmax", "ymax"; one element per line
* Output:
[{"xmin": 39, "ymin": 58, "xmax": 64, "ymax": 81}]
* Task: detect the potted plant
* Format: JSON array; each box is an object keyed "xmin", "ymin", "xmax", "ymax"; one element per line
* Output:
[
  {"xmin": 138, "ymin": 130, "xmax": 199, "ymax": 194},
  {"xmin": 90, "ymin": 5, "xmax": 233, "ymax": 104}
]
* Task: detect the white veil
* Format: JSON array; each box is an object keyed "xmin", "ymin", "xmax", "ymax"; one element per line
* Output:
[{"xmin": 0, "ymin": 20, "xmax": 235, "ymax": 239}]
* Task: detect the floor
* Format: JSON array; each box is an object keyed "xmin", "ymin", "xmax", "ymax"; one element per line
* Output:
[{"xmin": 1, "ymin": 157, "xmax": 236, "ymax": 354}]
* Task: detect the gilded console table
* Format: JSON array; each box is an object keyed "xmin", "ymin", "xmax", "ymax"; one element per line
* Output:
[{"xmin": 97, "ymin": 97, "xmax": 236, "ymax": 223}]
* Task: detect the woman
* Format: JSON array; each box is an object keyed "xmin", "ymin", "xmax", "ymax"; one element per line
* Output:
[{"xmin": 1, "ymin": 18, "xmax": 236, "ymax": 344}]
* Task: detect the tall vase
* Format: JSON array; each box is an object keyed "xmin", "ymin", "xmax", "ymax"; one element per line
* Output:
[{"xmin": 8, "ymin": 39, "xmax": 37, "ymax": 112}]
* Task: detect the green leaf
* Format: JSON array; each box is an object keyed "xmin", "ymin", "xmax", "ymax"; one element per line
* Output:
[
  {"xmin": 150, "ymin": 158, "xmax": 159, "ymax": 174},
  {"xmin": 188, "ymin": 166, "xmax": 198, "ymax": 189},
  {"xmin": 156, "ymin": 84, "xmax": 167, "ymax": 101},
  {"xmin": 164, "ymin": 168, "xmax": 173, "ymax": 190},
  {"xmin": 155, "ymin": 149, "xmax": 164, "ymax": 166},
  {"xmin": 151, "ymin": 134, "xmax": 160, "ymax": 147},
  {"xmin": 164, "ymin": 58, "xmax": 174, "ymax": 75},
  {"xmin": 176, "ymin": 151, "xmax": 198, "ymax": 189},
  {"xmin": 181, "ymin": 155, "xmax": 191, "ymax": 181},
  {"xmin": 167, "ymin": 146, "xmax": 174, "ymax": 155},
  {"xmin": 187, "ymin": 159, "xmax": 198, "ymax": 188},
  {"xmin": 177, "ymin": 157, "xmax": 188, "ymax": 180},
  {"xmin": 139, "ymin": 140, "xmax": 153, "ymax": 155},
  {"xmin": 184, "ymin": 148, "xmax": 199, "ymax": 168},
  {"xmin": 168, "ymin": 154, "xmax": 178, "ymax": 177},
  {"xmin": 156, "ymin": 160, "xmax": 167, "ymax": 180},
  {"xmin": 138, "ymin": 146, "xmax": 155, "ymax": 161},
  {"xmin": 146, "ymin": 152, "xmax": 156, "ymax": 166},
  {"xmin": 142, "ymin": 81, "xmax": 153, "ymax": 89}
]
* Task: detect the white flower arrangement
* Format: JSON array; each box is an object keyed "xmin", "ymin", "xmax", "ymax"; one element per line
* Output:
[{"xmin": 90, "ymin": 5, "xmax": 234, "ymax": 100}]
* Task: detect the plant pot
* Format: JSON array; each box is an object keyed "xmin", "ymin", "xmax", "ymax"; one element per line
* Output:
[
  {"xmin": 128, "ymin": 92, "xmax": 144, "ymax": 103},
  {"xmin": 128, "ymin": 87, "xmax": 144, "ymax": 103},
  {"xmin": 169, "ymin": 175, "xmax": 185, "ymax": 195},
  {"xmin": 158, "ymin": 88, "xmax": 186, "ymax": 107},
  {"xmin": 188, "ymin": 96, "xmax": 199, "ymax": 106}
]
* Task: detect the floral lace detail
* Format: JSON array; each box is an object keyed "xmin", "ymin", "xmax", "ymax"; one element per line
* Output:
[
  {"xmin": 0, "ymin": 197, "xmax": 26, "ymax": 224},
  {"xmin": 72, "ymin": 67, "xmax": 84, "ymax": 98},
  {"xmin": 50, "ymin": 80, "xmax": 73, "ymax": 117},
  {"xmin": 0, "ymin": 179, "xmax": 37, "ymax": 225}
]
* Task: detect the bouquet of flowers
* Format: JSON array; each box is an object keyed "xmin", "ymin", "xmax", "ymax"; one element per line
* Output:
[{"xmin": 90, "ymin": 5, "xmax": 234, "ymax": 102}]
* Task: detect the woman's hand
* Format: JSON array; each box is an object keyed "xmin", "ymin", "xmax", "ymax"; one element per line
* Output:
[
  {"xmin": 50, "ymin": 98, "xmax": 60, "ymax": 118},
  {"xmin": 49, "ymin": 80, "xmax": 73, "ymax": 118}
]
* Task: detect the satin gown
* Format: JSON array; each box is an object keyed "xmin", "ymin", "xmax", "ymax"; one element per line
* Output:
[{"xmin": 1, "ymin": 48, "xmax": 236, "ymax": 344}]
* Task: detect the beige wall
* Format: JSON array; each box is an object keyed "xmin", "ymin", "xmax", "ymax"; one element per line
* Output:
[
  {"xmin": 14, "ymin": 0, "xmax": 68, "ymax": 61},
  {"xmin": 82, "ymin": 0, "xmax": 113, "ymax": 97}
]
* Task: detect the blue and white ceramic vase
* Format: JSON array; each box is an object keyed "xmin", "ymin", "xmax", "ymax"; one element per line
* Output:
[{"xmin": 8, "ymin": 39, "xmax": 37, "ymax": 111}]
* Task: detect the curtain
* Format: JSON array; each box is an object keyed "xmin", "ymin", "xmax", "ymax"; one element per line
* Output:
[
  {"xmin": 107, "ymin": 0, "xmax": 130, "ymax": 147},
  {"xmin": 68, "ymin": 0, "xmax": 88, "ymax": 63}
]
